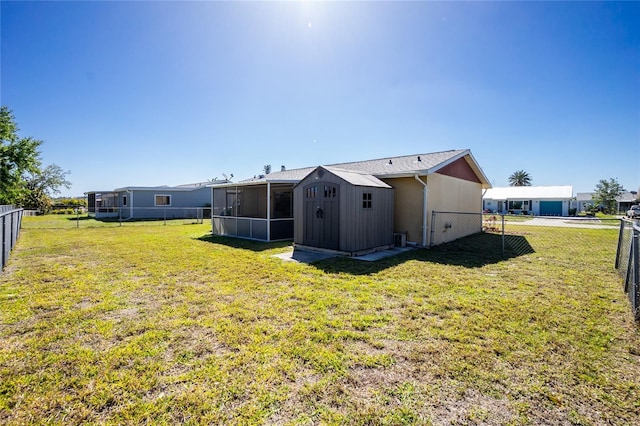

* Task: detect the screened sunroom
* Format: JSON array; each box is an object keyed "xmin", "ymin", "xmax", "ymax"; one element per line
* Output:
[{"xmin": 211, "ymin": 170, "xmax": 310, "ymax": 241}]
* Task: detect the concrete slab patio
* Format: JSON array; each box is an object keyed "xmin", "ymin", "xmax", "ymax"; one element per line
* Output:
[{"xmin": 273, "ymin": 246, "xmax": 414, "ymax": 264}]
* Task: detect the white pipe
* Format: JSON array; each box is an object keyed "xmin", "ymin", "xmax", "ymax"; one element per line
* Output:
[{"xmin": 414, "ymin": 175, "xmax": 428, "ymax": 247}]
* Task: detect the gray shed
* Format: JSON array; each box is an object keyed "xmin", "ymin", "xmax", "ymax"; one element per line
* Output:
[{"xmin": 293, "ymin": 166, "xmax": 394, "ymax": 255}]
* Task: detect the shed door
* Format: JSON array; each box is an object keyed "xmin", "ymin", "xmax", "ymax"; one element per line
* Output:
[
  {"xmin": 303, "ymin": 182, "xmax": 339, "ymax": 250},
  {"xmin": 540, "ymin": 201, "xmax": 562, "ymax": 216}
]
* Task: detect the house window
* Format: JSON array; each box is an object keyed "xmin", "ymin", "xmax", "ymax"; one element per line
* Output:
[
  {"xmin": 507, "ymin": 200, "xmax": 531, "ymax": 211},
  {"xmin": 155, "ymin": 195, "xmax": 171, "ymax": 206},
  {"xmin": 362, "ymin": 192, "xmax": 372, "ymax": 209},
  {"xmin": 122, "ymin": 195, "xmax": 127, "ymax": 207}
]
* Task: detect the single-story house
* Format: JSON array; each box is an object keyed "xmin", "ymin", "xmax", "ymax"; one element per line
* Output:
[
  {"xmin": 616, "ymin": 191, "xmax": 639, "ymax": 214},
  {"xmin": 212, "ymin": 149, "xmax": 491, "ymax": 250},
  {"xmin": 482, "ymin": 185, "xmax": 574, "ymax": 216},
  {"xmin": 571, "ymin": 191, "xmax": 638, "ymax": 214},
  {"xmin": 87, "ymin": 181, "xmax": 225, "ymax": 220}
]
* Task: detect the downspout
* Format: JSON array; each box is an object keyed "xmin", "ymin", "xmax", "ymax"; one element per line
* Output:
[{"xmin": 414, "ymin": 174, "xmax": 428, "ymax": 247}]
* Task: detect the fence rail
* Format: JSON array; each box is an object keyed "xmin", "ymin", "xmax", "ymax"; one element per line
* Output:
[
  {"xmin": 1, "ymin": 207, "xmax": 24, "ymax": 273},
  {"xmin": 615, "ymin": 219, "xmax": 640, "ymax": 321}
]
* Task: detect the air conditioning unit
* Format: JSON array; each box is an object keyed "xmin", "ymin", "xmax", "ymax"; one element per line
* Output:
[{"xmin": 394, "ymin": 233, "xmax": 407, "ymax": 248}]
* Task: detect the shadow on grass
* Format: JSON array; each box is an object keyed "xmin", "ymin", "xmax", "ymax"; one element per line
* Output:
[
  {"xmin": 65, "ymin": 215, "xmax": 96, "ymax": 221},
  {"xmin": 313, "ymin": 232, "xmax": 535, "ymax": 275},
  {"xmin": 196, "ymin": 234, "xmax": 292, "ymax": 252},
  {"xmin": 194, "ymin": 232, "xmax": 534, "ymax": 272}
]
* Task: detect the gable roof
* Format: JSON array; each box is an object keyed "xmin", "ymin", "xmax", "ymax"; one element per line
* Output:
[
  {"xmin": 484, "ymin": 185, "xmax": 574, "ymax": 200},
  {"xmin": 217, "ymin": 149, "xmax": 490, "ymax": 188},
  {"xmin": 617, "ymin": 191, "xmax": 638, "ymax": 203},
  {"xmin": 575, "ymin": 192, "xmax": 594, "ymax": 201}
]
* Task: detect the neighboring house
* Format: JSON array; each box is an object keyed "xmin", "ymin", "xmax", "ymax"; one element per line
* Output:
[
  {"xmin": 572, "ymin": 191, "xmax": 638, "ymax": 214},
  {"xmin": 212, "ymin": 149, "xmax": 491, "ymax": 250},
  {"xmin": 483, "ymin": 185, "xmax": 574, "ymax": 216},
  {"xmin": 617, "ymin": 191, "xmax": 638, "ymax": 214},
  {"xmin": 87, "ymin": 181, "xmax": 225, "ymax": 220}
]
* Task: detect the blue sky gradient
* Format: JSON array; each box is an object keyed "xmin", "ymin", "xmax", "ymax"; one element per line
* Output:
[{"xmin": 2, "ymin": 1, "xmax": 638, "ymax": 197}]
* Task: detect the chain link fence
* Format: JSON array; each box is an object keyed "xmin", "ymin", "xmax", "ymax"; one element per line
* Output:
[
  {"xmin": 21, "ymin": 207, "xmax": 211, "ymax": 230},
  {"xmin": 1, "ymin": 206, "xmax": 23, "ymax": 273},
  {"xmin": 615, "ymin": 219, "xmax": 640, "ymax": 321},
  {"xmin": 431, "ymin": 211, "xmax": 621, "ymax": 254},
  {"xmin": 431, "ymin": 211, "xmax": 639, "ymax": 320}
]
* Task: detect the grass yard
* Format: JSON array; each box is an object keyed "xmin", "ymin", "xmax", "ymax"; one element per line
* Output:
[{"xmin": 1, "ymin": 216, "xmax": 639, "ymax": 425}]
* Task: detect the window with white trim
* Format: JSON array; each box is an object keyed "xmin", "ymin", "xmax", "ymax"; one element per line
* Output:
[{"xmin": 155, "ymin": 195, "xmax": 171, "ymax": 206}]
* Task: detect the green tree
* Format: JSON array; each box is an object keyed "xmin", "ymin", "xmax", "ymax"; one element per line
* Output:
[
  {"xmin": 20, "ymin": 164, "xmax": 71, "ymax": 211},
  {"xmin": 0, "ymin": 106, "xmax": 42, "ymax": 204},
  {"xmin": 508, "ymin": 170, "xmax": 532, "ymax": 186},
  {"xmin": 592, "ymin": 178, "xmax": 625, "ymax": 214}
]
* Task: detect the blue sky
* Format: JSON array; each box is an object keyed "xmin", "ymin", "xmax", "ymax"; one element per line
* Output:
[{"xmin": 1, "ymin": 1, "xmax": 638, "ymax": 197}]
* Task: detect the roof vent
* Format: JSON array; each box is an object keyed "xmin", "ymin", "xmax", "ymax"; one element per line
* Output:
[
  {"xmin": 388, "ymin": 159, "xmax": 393, "ymax": 165},
  {"xmin": 417, "ymin": 156, "xmax": 421, "ymax": 162}
]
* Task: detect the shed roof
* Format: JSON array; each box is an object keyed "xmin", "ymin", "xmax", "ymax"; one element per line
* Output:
[
  {"xmin": 484, "ymin": 186, "xmax": 574, "ymax": 200},
  {"xmin": 310, "ymin": 166, "xmax": 392, "ymax": 188}
]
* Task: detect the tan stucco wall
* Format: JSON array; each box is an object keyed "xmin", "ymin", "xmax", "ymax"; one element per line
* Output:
[
  {"xmin": 427, "ymin": 173, "xmax": 483, "ymax": 246},
  {"xmin": 381, "ymin": 176, "xmax": 426, "ymax": 244},
  {"xmin": 382, "ymin": 174, "xmax": 483, "ymax": 246}
]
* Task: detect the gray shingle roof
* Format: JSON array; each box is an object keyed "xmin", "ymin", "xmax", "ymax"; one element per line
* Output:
[
  {"xmin": 324, "ymin": 149, "xmax": 468, "ymax": 177},
  {"xmin": 220, "ymin": 149, "xmax": 488, "ymax": 188}
]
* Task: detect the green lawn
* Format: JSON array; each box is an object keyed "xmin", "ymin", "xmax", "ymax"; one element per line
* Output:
[{"xmin": 1, "ymin": 216, "xmax": 639, "ymax": 425}]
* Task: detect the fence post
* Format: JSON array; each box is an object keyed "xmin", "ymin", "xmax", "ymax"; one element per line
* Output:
[
  {"xmin": 501, "ymin": 214, "xmax": 505, "ymax": 257},
  {"xmin": 615, "ymin": 220, "xmax": 625, "ymax": 269},
  {"xmin": 633, "ymin": 232, "xmax": 640, "ymax": 320},
  {"xmin": 1, "ymin": 214, "xmax": 5, "ymax": 271},
  {"xmin": 164, "ymin": 208, "xmax": 167, "ymax": 226}
]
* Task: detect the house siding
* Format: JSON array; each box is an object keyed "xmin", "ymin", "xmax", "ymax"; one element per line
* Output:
[
  {"xmin": 339, "ymin": 184, "xmax": 394, "ymax": 253},
  {"xmin": 126, "ymin": 188, "xmax": 210, "ymax": 219}
]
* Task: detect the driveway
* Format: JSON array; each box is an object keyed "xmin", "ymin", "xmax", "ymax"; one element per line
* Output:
[{"xmin": 513, "ymin": 217, "xmax": 618, "ymax": 229}]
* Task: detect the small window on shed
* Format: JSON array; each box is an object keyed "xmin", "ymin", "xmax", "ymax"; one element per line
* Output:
[
  {"xmin": 362, "ymin": 193, "xmax": 372, "ymax": 209},
  {"xmin": 155, "ymin": 195, "xmax": 171, "ymax": 206},
  {"xmin": 305, "ymin": 186, "xmax": 317, "ymax": 199},
  {"xmin": 324, "ymin": 185, "xmax": 337, "ymax": 198}
]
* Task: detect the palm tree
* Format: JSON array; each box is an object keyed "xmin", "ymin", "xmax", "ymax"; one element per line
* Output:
[{"xmin": 509, "ymin": 170, "xmax": 532, "ymax": 186}]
